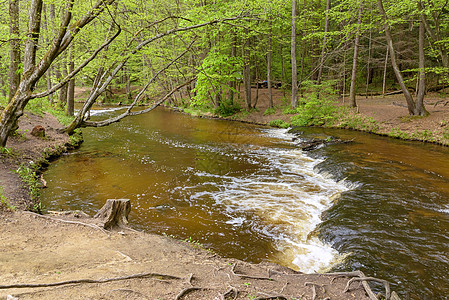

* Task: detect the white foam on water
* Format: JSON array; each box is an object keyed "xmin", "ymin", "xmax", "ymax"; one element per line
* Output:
[
  {"xmin": 75, "ymin": 106, "xmax": 129, "ymax": 117},
  {"xmin": 190, "ymin": 128, "xmax": 349, "ymax": 273}
]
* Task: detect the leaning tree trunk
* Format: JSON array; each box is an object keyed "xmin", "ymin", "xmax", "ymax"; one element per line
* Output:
[
  {"xmin": 377, "ymin": 0, "xmax": 426, "ymax": 116},
  {"xmin": 0, "ymin": 0, "xmax": 116, "ymax": 147},
  {"xmin": 317, "ymin": 0, "xmax": 330, "ymax": 85}
]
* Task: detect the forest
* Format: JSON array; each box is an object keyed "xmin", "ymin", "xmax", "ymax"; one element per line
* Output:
[
  {"xmin": 2, "ymin": 1, "xmax": 449, "ymax": 299},
  {"xmin": 1, "ymin": 0, "xmax": 448, "ymax": 147}
]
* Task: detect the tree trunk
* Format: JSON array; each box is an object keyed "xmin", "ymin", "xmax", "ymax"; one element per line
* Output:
[
  {"xmin": 59, "ymin": 53, "xmax": 69, "ymax": 109},
  {"xmin": 382, "ymin": 46, "xmax": 389, "ymax": 97},
  {"xmin": 94, "ymin": 199, "xmax": 131, "ymax": 229},
  {"xmin": 67, "ymin": 45, "xmax": 75, "ymax": 116},
  {"xmin": 0, "ymin": 0, "xmax": 116, "ymax": 147},
  {"xmin": 8, "ymin": 0, "xmax": 21, "ymax": 103},
  {"xmin": 317, "ymin": 0, "xmax": 330, "ymax": 85},
  {"xmin": 416, "ymin": 2, "xmax": 427, "ymax": 115},
  {"xmin": 377, "ymin": 0, "xmax": 422, "ymax": 115},
  {"xmin": 244, "ymin": 28, "xmax": 251, "ymax": 110},
  {"xmin": 267, "ymin": 21, "xmax": 273, "ymax": 108},
  {"xmin": 291, "ymin": 0, "xmax": 298, "ymax": 107},
  {"xmin": 229, "ymin": 30, "xmax": 236, "ymax": 102},
  {"xmin": 349, "ymin": 5, "xmax": 362, "ymax": 108}
]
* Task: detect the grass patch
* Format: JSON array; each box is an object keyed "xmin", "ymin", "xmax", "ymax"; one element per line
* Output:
[
  {"xmin": 268, "ymin": 119, "xmax": 290, "ymax": 128},
  {"xmin": 27, "ymin": 98, "xmax": 75, "ymax": 126},
  {"xmin": 263, "ymin": 106, "xmax": 277, "ymax": 116}
]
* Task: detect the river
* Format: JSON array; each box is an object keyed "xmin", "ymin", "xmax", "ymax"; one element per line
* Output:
[{"xmin": 41, "ymin": 107, "xmax": 449, "ymax": 299}]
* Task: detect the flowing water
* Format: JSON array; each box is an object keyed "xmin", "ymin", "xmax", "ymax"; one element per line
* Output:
[{"xmin": 41, "ymin": 107, "xmax": 449, "ymax": 299}]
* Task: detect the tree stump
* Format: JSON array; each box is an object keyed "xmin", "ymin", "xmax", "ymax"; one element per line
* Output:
[{"xmin": 94, "ymin": 199, "xmax": 131, "ymax": 229}]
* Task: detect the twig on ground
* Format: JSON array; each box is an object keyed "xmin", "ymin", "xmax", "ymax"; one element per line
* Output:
[
  {"xmin": 0, "ymin": 272, "xmax": 182, "ymax": 290},
  {"xmin": 23, "ymin": 211, "xmax": 109, "ymax": 233}
]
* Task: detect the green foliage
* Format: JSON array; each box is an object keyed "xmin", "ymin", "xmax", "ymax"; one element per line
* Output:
[
  {"xmin": 192, "ymin": 50, "xmax": 242, "ymax": 107},
  {"xmin": 268, "ymin": 119, "xmax": 290, "ymax": 128},
  {"xmin": 0, "ymin": 186, "xmax": 15, "ymax": 211},
  {"xmin": 389, "ymin": 128, "xmax": 412, "ymax": 139},
  {"xmin": 27, "ymin": 99, "xmax": 74, "ymax": 126},
  {"xmin": 263, "ymin": 107, "xmax": 277, "ymax": 116},
  {"xmin": 338, "ymin": 113, "xmax": 380, "ymax": 132},
  {"xmin": 15, "ymin": 165, "xmax": 43, "ymax": 213},
  {"xmin": 0, "ymin": 147, "xmax": 16, "ymax": 157},
  {"xmin": 214, "ymin": 99, "xmax": 241, "ymax": 117}
]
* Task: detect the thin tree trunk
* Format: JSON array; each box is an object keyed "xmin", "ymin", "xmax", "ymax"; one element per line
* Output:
[
  {"xmin": 365, "ymin": 5, "xmax": 373, "ymax": 99},
  {"xmin": 299, "ymin": 0, "xmax": 308, "ymax": 97},
  {"xmin": 416, "ymin": 1, "xmax": 427, "ymax": 115},
  {"xmin": 267, "ymin": 21, "xmax": 273, "ymax": 108},
  {"xmin": 229, "ymin": 30, "xmax": 236, "ymax": 102},
  {"xmin": 59, "ymin": 53, "xmax": 69, "ymax": 109},
  {"xmin": 382, "ymin": 46, "xmax": 389, "ymax": 97},
  {"xmin": 317, "ymin": 0, "xmax": 330, "ymax": 85},
  {"xmin": 8, "ymin": 0, "xmax": 21, "ymax": 103},
  {"xmin": 67, "ymin": 45, "xmax": 75, "ymax": 116},
  {"xmin": 349, "ymin": 5, "xmax": 362, "ymax": 108},
  {"xmin": 244, "ymin": 28, "xmax": 251, "ymax": 110},
  {"xmin": 291, "ymin": 0, "xmax": 298, "ymax": 107},
  {"xmin": 377, "ymin": 0, "xmax": 421, "ymax": 115}
]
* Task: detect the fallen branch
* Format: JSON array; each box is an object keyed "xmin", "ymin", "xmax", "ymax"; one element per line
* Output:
[
  {"xmin": 23, "ymin": 211, "xmax": 108, "ymax": 234},
  {"xmin": 0, "ymin": 272, "xmax": 182, "ymax": 290}
]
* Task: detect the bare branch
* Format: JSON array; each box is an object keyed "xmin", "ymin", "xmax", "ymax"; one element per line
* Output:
[
  {"xmin": 31, "ymin": 26, "xmax": 122, "ymax": 100},
  {"xmin": 81, "ymin": 77, "xmax": 196, "ymax": 128}
]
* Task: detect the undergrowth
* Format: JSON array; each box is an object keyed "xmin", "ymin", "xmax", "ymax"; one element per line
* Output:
[
  {"xmin": 0, "ymin": 186, "xmax": 15, "ymax": 211},
  {"xmin": 27, "ymin": 98, "xmax": 75, "ymax": 126},
  {"xmin": 15, "ymin": 164, "xmax": 44, "ymax": 213}
]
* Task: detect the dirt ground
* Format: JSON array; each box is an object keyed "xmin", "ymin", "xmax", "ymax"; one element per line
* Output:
[
  {"xmin": 230, "ymin": 88, "xmax": 449, "ymax": 143},
  {"xmin": 3, "ymin": 88, "xmax": 445, "ymax": 299}
]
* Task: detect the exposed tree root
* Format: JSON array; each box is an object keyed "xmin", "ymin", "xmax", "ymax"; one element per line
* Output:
[
  {"xmin": 220, "ymin": 286, "xmax": 238, "ymax": 300},
  {"xmin": 231, "ymin": 263, "xmax": 273, "ymax": 281},
  {"xmin": 174, "ymin": 287, "xmax": 205, "ymax": 300},
  {"xmin": 345, "ymin": 277, "xmax": 390, "ymax": 300},
  {"xmin": 0, "ymin": 272, "xmax": 182, "ymax": 290},
  {"xmin": 253, "ymin": 294, "xmax": 288, "ymax": 300},
  {"xmin": 323, "ymin": 271, "xmax": 384, "ymax": 300}
]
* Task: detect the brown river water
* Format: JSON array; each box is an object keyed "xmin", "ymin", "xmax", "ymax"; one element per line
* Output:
[{"xmin": 41, "ymin": 107, "xmax": 449, "ymax": 299}]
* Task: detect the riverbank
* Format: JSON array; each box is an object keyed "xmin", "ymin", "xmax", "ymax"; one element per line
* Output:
[
  {"xmin": 0, "ymin": 112, "xmax": 384, "ymax": 299},
  {"xmin": 177, "ymin": 88, "xmax": 449, "ymax": 146}
]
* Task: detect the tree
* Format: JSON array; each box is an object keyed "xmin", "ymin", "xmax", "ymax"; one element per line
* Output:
[
  {"xmin": 349, "ymin": 4, "xmax": 363, "ymax": 108},
  {"xmin": 291, "ymin": 0, "xmax": 298, "ymax": 107},
  {"xmin": 8, "ymin": 0, "xmax": 20, "ymax": 103},
  {"xmin": 0, "ymin": 0, "xmax": 117, "ymax": 147},
  {"xmin": 377, "ymin": 0, "xmax": 427, "ymax": 116}
]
